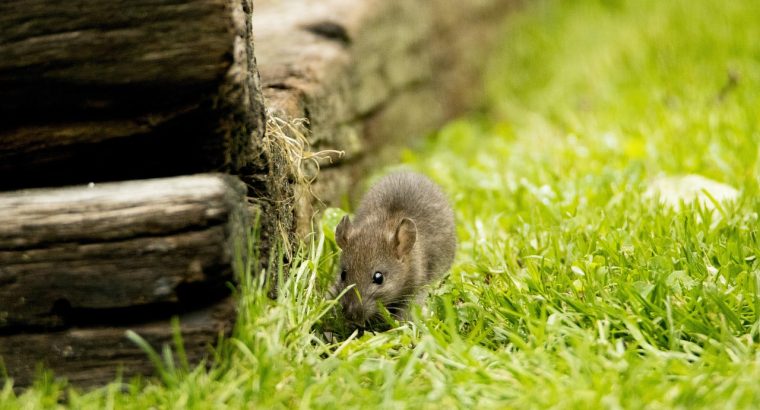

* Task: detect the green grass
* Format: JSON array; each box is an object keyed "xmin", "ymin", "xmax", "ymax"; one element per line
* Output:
[{"xmin": 5, "ymin": 0, "xmax": 760, "ymax": 408}]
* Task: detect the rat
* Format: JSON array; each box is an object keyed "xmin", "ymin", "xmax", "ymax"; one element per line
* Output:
[{"xmin": 333, "ymin": 171, "xmax": 456, "ymax": 328}]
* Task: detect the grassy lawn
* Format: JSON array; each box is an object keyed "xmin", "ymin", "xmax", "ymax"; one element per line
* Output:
[{"xmin": 5, "ymin": 0, "xmax": 760, "ymax": 408}]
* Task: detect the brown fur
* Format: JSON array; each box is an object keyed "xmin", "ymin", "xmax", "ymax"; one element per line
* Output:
[{"xmin": 333, "ymin": 172, "xmax": 456, "ymax": 326}]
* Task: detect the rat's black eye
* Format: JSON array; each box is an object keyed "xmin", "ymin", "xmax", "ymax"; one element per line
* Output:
[
  {"xmin": 372, "ymin": 271, "xmax": 384, "ymax": 285},
  {"xmin": 341, "ymin": 269, "xmax": 347, "ymax": 282}
]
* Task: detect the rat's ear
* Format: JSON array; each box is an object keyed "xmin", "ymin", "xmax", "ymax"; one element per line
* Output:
[
  {"xmin": 335, "ymin": 215, "xmax": 352, "ymax": 249},
  {"xmin": 393, "ymin": 218, "xmax": 417, "ymax": 259}
]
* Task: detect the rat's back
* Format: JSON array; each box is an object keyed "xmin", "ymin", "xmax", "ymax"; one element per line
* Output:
[{"xmin": 355, "ymin": 172, "xmax": 456, "ymax": 280}]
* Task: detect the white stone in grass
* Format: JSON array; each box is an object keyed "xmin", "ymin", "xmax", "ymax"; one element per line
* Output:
[
  {"xmin": 643, "ymin": 174, "xmax": 739, "ymax": 211},
  {"xmin": 571, "ymin": 265, "xmax": 586, "ymax": 276}
]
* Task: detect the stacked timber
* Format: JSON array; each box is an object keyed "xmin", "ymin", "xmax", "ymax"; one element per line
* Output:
[
  {"xmin": 0, "ymin": 0, "xmax": 263, "ymax": 387},
  {"xmin": 0, "ymin": 175, "xmax": 246, "ymax": 386}
]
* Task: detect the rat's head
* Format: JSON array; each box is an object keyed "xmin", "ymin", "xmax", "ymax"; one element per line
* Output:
[{"xmin": 333, "ymin": 215, "xmax": 419, "ymax": 327}]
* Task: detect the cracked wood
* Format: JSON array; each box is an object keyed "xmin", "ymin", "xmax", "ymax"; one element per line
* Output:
[
  {"xmin": 0, "ymin": 296, "xmax": 235, "ymax": 388},
  {"xmin": 0, "ymin": 0, "xmax": 265, "ymax": 190},
  {"xmin": 253, "ymin": 0, "xmax": 517, "ymax": 235},
  {"xmin": 0, "ymin": 174, "xmax": 249, "ymax": 330}
]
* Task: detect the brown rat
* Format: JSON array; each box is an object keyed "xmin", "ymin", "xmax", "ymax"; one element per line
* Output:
[{"xmin": 333, "ymin": 171, "xmax": 456, "ymax": 327}]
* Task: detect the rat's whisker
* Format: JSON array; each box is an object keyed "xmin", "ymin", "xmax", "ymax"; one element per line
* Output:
[{"xmin": 384, "ymin": 292, "xmax": 417, "ymax": 305}]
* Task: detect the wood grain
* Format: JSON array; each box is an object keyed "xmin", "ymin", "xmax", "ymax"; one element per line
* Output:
[
  {"xmin": 0, "ymin": 174, "xmax": 249, "ymax": 329},
  {"xmin": 1, "ymin": 0, "xmax": 230, "ymax": 120},
  {"xmin": 253, "ymin": 0, "xmax": 517, "ymax": 235},
  {"xmin": 0, "ymin": 296, "xmax": 236, "ymax": 388},
  {"xmin": 0, "ymin": 0, "xmax": 265, "ymax": 190}
]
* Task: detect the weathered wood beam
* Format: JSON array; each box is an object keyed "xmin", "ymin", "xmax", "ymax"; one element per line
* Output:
[
  {"xmin": 0, "ymin": 296, "xmax": 235, "ymax": 388},
  {"xmin": 0, "ymin": 174, "xmax": 249, "ymax": 330},
  {"xmin": 0, "ymin": 0, "xmax": 265, "ymax": 190},
  {"xmin": 253, "ymin": 0, "xmax": 517, "ymax": 235}
]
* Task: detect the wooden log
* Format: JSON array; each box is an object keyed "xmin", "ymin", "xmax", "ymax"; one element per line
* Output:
[
  {"xmin": 253, "ymin": 0, "xmax": 517, "ymax": 236},
  {"xmin": 0, "ymin": 174, "xmax": 249, "ymax": 330},
  {"xmin": 0, "ymin": 0, "xmax": 265, "ymax": 190},
  {"xmin": 0, "ymin": 296, "xmax": 235, "ymax": 388}
]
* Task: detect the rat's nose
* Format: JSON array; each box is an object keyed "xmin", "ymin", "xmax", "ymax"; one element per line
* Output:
[
  {"xmin": 346, "ymin": 310, "xmax": 361, "ymax": 324},
  {"xmin": 342, "ymin": 300, "xmax": 365, "ymax": 325}
]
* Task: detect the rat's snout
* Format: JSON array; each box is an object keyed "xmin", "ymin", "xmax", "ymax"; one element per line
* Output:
[
  {"xmin": 340, "ymin": 291, "xmax": 367, "ymax": 325},
  {"xmin": 344, "ymin": 305, "xmax": 363, "ymax": 325}
]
